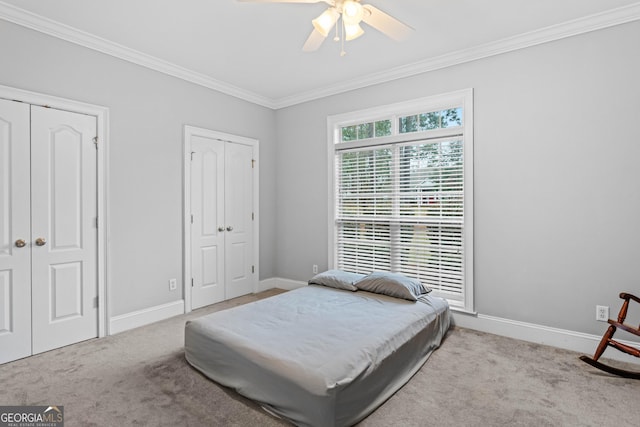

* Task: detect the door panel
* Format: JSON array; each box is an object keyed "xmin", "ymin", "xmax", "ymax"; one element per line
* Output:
[
  {"xmin": 191, "ymin": 136, "xmax": 225, "ymax": 308},
  {"xmin": 49, "ymin": 126, "xmax": 83, "ymax": 250},
  {"xmin": 225, "ymin": 143, "xmax": 254, "ymax": 299},
  {"xmin": 0, "ymin": 99, "xmax": 31, "ymax": 364},
  {"xmin": 228, "ymin": 242, "xmax": 247, "ymax": 281},
  {"xmin": 0, "ymin": 271, "xmax": 12, "ymax": 328},
  {"xmin": 201, "ymin": 247, "xmax": 219, "ymax": 287},
  {"xmin": 50, "ymin": 262, "xmax": 83, "ymax": 321},
  {"xmin": 30, "ymin": 105, "xmax": 98, "ymax": 354}
]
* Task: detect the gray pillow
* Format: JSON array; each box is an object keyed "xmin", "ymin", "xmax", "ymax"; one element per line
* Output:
[
  {"xmin": 308, "ymin": 269, "xmax": 365, "ymax": 292},
  {"xmin": 355, "ymin": 271, "xmax": 430, "ymax": 301}
]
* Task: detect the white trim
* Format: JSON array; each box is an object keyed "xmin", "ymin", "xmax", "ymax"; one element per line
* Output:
[
  {"xmin": 452, "ymin": 312, "xmax": 640, "ymax": 365},
  {"xmin": 252, "ymin": 144, "xmax": 260, "ymax": 296},
  {"xmin": 257, "ymin": 278, "xmax": 279, "ymax": 293},
  {"xmin": 273, "ymin": 3, "xmax": 640, "ymax": 108},
  {"xmin": 0, "ymin": 84, "xmax": 110, "ymax": 338},
  {"xmin": 1, "ymin": 1, "xmax": 639, "ymax": 109},
  {"xmin": 0, "ymin": 1, "xmax": 273, "ymax": 109},
  {"xmin": 258, "ymin": 277, "xmax": 306, "ymax": 292},
  {"xmin": 183, "ymin": 125, "xmax": 260, "ymax": 313},
  {"xmin": 109, "ymin": 300, "xmax": 185, "ymax": 335},
  {"xmin": 327, "ymin": 118, "xmax": 338, "ymax": 269},
  {"xmin": 462, "ymin": 91, "xmax": 474, "ymax": 312}
]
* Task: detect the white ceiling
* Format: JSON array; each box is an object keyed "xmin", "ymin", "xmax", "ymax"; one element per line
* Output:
[{"xmin": 2, "ymin": 0, "xmax": 640, "ymax": 108}]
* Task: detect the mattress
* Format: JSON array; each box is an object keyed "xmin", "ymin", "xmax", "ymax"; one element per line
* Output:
[{"xmin": 184, "ymin": 285, "xmax": 450, "ymax": 426}]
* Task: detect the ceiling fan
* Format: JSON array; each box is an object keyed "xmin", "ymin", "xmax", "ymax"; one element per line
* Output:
[{"xmin": 238, "ymin": 0, "xmax": 413, "ymax": 55}]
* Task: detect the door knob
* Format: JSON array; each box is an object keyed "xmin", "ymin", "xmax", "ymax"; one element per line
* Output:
[
  {"xmin": 218, "ymin": 226, "xmax": 225, "ymax": 232},
  {"xmin": 226, "ymin": 226, "xmax": 233, "ymax": 232},
  {"xmin": 15, "ymin": 239, "xmax": 26, "ymax": 248},
  {"xmin": 35, "ymin": 237, "xmax": 47, "ymax": 246}
]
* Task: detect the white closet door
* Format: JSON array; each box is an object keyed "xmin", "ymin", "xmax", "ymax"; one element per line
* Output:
[
  {"xmin": 225, "ymin": 142, "xmax": 254, "ymax": 299},
  {"xmin": 191, "ymin": 136, "xmax": 226, "ymax": 309},
  {"xmin": 30, "ymin": 105, "xmax": 98, "ymax": 354},
  {"xmin": 0, "ymin": 99, "xmax": 32, "ymax": 364}
]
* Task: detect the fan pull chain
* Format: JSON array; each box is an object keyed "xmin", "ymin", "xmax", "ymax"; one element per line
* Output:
[{"xmin": 340, "ymin": 15, "xmax": 346, "ymax": 56}]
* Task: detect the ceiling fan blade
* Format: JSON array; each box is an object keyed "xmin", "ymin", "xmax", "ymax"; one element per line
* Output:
[
  {"xmin": 302, "ymin": 28, "xmax": 327, "ymax": 52},
  {"xmin": 237, "ymin": 1, "xmax": 329, "ymax": 4},
  {"xmin": 362, "ymin": 4, "xmax": 413, "ymax": 41}
]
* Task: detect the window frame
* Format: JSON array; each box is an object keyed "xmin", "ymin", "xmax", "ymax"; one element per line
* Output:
[{"xmin": 327, "ymin": 89, "xmax": 474, "ymax": 313}]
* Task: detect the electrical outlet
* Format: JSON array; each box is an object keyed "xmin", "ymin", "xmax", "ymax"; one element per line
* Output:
[
  {"xmin": 313, "ymin": 264, "xmax": 318, "ymax": 274},
  {"xmin": 169, "ymin": 278, "xmax": 177, "ymax": 291},
  {"xmin": 596, "ymin": 305, "xmax": 609, "ymax": 322}
]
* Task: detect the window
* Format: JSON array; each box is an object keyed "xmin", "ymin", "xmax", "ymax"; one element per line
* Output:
[
  {"xmin": 328, "ymin": 89, "xmax": 473, "ymax": 312},
  {"xmin": 341, "ymin": 119, "xmax": 392, "ymax": 141}
]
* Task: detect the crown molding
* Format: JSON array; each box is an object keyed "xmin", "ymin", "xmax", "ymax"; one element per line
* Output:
[
  {"xmin": 0, "ymin": 1, "xmax": 276, "ymax": 108},
  {"xmin": 1, "ymin": 1, "xmax": 640, "ymax": 110},
  {"xmin": 273, "ymin": 2, "xmax": 640, "ymax": 108}
]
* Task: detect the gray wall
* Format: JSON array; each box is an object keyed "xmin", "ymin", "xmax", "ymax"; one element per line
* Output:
[
  {"xmin": 275, "ymin": 20, "xmax": 640, "ymax": 336},
  {"xmin": 3, "ymin": 16, "xmax": 640, "ymax": 338},
  {"xmin": 0, "ymin": 20, "xmax": 277, "ymax": 317}
]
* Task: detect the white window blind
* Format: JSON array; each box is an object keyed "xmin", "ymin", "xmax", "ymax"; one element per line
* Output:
[
  {"xmin": 336, "ymin": 138, "xmax": 465, "ymax": 302},
  {"xmin": 336, "ymin": 147, "xmax": 393, "ymax": 273},
  {"xmin": 330, "ymin": 90, "xmax": 473, "ymax": 311}
]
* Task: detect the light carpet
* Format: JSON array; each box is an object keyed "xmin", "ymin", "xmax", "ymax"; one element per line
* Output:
[{"xmin": 1, "ymin": 289, "xmax": 639, "ymax": 426}]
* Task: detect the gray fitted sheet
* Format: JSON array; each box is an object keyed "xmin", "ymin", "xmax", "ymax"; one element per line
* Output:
[{"xmin": 184, "ymin": 285, "xmax": 450, "ymax": 426}]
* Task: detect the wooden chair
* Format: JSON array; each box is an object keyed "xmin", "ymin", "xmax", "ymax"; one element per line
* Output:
[{"xmin": 580, "ymin": 292, "xmax": 640, "ymax": 379}]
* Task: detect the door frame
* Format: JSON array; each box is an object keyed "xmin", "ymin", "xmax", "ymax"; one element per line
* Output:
[
  {"xmin": 0, "ymin": 84, "xmax": 110, "ymax": 337},
  {"xmin": 183, "ymin": 125, "xmax": 259, "ymax": 313}
]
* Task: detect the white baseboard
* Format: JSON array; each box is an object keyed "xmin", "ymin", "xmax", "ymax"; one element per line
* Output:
[
  {"xmin": 256, "ymin": 278, "xmax": 278, "ymax": 292},
  {"xmin": 109, "ymin": 299, "xmax": 185, "ymax": 335},
  {"xmin": 452, "ymin": 311, "xmax": 640, "ymax": 365},
  {"xmin": 258, "ymin": 277, "xmax": 306, "ymax": 292}
]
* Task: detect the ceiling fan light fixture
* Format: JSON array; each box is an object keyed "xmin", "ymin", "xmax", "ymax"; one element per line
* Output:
[
  {"xmin": 344, "ymin": 23, "xmax": 364, "ymax": 41},
  {"xmin": 312, "ymin": 8, "xmax": 340, "ymax": 37},
  {"xmin": 242, "ymin": 0, "xmax": 413, "ymax": 54},
  {"xmin": 342, "ymin": 1, "xmax": 365, "ymax": 25}
]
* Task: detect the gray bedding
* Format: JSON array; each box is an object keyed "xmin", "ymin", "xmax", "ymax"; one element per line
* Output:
[{"xmin": 184, "ymin": 285, "xmax": 450, "ymax": 426}]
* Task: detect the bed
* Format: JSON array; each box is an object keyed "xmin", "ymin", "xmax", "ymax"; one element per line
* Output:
[{"xmin": 184, "ymin": 274, "xmax": 450, "ymax": 427}]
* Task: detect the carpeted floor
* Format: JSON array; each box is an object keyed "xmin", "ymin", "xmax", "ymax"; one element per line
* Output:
[{"xmin": 1, "ymin": 289, "xmax": 639, "ymax": 426}]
